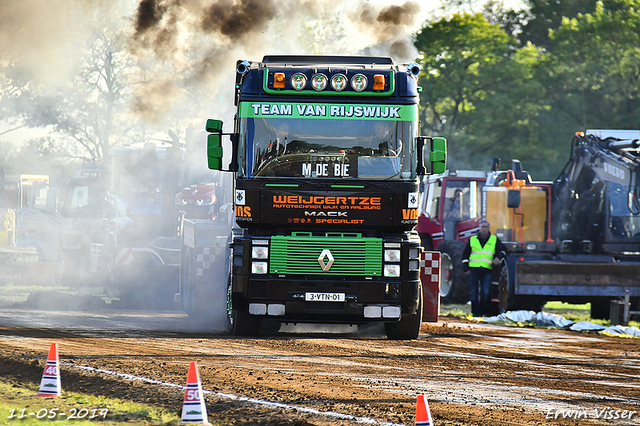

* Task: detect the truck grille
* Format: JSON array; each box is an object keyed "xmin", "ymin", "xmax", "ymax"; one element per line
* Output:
[{"xmin": 269, "ymin": 235, "xmax": 382, "ymax": 276}]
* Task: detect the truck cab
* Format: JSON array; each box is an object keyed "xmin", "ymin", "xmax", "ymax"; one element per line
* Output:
[{"xmin": 205, "ymin": 55, "xmax": 447, "ymax": 339}]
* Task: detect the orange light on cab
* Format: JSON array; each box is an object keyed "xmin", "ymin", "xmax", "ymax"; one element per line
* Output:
[
  {"xmin": 274, "ymin": 72, "xmax": 285, "ymax": 89},
  {"xmin": 373, "ymin": 74, "xmax": 385, "ymax": 91}
]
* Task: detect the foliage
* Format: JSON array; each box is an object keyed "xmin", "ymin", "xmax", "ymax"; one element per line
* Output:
[
  {"xmin": 416, "ymin": 0, "xmax": 640, "ymax": 179},
  {"xmin": 544, "ymin": 0, "xmax": 640, "ymax": 128},
  {"xmin": 518, "ymin": 0, "xmax": 601, "ymax": 49},
  {"xmin": 415, "ymin": 12, "xmax": 548, "ymax": 172}
]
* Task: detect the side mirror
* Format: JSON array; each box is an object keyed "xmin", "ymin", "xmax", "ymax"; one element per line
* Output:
[
  {"xmin": 507, "ymin": 189, "xmax": 521, "ymax": 208},
  {"xmin": 429, "ymin": 137, "xmax": 447, "ymax": 175},
  {"xmin": 417, "ymin": 136, "xmax": 447, "ymax": 175},
  {"xmin": 206, "ymin": 119, "xmax": 224, "ymax": 171}
]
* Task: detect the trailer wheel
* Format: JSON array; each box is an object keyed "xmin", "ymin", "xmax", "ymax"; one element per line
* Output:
[
  {"xmin": 437, "ymin": 240, "xmax": 468, "ymax": 304},
  {"xmin": 498, "ymin": 259, "xmax": 544, "ymax": 313},
  {"xmin": 384, "ymin": 285, "xmax": 423, "ymax": 340},
  {"xmin": 226, "ymin": 276, "xmax": 262, "ymax": 336}
]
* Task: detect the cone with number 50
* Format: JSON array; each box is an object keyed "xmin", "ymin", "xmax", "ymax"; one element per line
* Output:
[
  {"xmin": 35, "ymin": 343, "xmax": 61, "ymax": 397},
  {"xmin": 179, "ymin": 362, "xmax": 211, "ymax": 425}
]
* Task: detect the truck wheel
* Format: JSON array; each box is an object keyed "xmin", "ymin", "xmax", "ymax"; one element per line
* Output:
[
  {"xmin": 498, "ymin": 260, "xmax": 544, "ymax": 313},
  {"xmin": 437, "ymin": 240, "xmax": 468, "ymax": 304},
  {"xmin": 384, "ymin": 286, "xmax": 423, "ymax": 340},
  {"xmin": 226, "ymin": 277, "xmax": 262, "ymax": 336}
]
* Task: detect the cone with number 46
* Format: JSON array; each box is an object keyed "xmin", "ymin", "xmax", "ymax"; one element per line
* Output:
[
  {"xmin": 415, "ymin": 394, "xmax": 434, "ymax": 425},
  {"xmin": 179, "ymin": 362, "xmax": 211, "ymax": 425},
  {"xmin": 35, "ymin": 343, "xmax": 61, "ymax": 397}
]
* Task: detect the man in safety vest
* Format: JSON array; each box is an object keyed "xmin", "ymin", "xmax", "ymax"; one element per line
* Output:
[{"xmin": 462, "ymin": 220, "xmax": 507, "ymax": 316}]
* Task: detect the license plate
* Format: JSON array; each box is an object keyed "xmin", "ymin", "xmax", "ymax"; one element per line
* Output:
[{"xmin": 305, "ymin": 292, "xmax": 345, "ymax": 302}]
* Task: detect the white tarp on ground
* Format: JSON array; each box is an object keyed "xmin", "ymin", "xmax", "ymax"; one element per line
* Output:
[{"xmin": 481, "ymin": 310, "xmax": 640, "ymax": 339}]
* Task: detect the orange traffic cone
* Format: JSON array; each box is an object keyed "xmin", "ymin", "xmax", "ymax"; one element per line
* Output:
[
  {"xmin": 35, "ymin": 343, "xmax": 61, "ymax": 397},
  {"xmin": 178, "ymin": 362, "xmax": 211, "ymax": 425},
  {"xmin": 415, "ymin": 394, "xmax": 433, "ymax": 425}
]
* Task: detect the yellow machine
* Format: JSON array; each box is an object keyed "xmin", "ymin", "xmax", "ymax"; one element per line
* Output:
[{"xmin": 484, "ymin": 172, "xmax": 550, "ymax": 244}]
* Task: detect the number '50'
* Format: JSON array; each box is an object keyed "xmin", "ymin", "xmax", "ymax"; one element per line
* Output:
[{"xmin": 186, "ymin": 390, "xmax": 200, "ymax": 400}]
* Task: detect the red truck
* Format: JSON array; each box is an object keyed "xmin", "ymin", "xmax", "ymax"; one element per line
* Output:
[{"xmin": 416, "ymin": 170, "xmax": 486, "ymax": 303}]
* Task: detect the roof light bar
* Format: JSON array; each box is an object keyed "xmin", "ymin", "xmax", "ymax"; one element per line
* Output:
[
  {"xmin": 290, "ymin": 73, "xmax": 307, "ymax": 91},
  {"xmin": 311, "ymin": 73, "xmax": 328, "ymax": 91},
  {"xmin": 330, "ymin": 73, "xmax": 348, "ymax": 91},
  {"xmin": 351, "ymin": 74, "xmax": 367, "ymax": 92}
]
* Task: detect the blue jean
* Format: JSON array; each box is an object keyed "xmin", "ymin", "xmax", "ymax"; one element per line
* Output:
[{"xmin": 469, "ymin": 269, "xmax": 492, "ymax": 317}]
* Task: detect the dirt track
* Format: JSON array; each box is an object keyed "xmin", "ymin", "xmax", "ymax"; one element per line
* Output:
[{"xmin": 0, "ymin": 310, "xmax": 639, "ymax": 425}]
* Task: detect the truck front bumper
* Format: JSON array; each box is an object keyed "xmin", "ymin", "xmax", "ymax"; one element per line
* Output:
[{"xmin": 234, "ymin": 276, "xmax": 421, "ymax": 324}]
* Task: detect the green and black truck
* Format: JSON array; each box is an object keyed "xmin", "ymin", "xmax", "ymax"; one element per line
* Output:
[{"xmin": 201, "ymin": 55, "xmax": 446, "ymax": 339}]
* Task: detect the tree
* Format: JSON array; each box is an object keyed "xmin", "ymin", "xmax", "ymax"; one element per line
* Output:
[
  {"xmin": 415, "ymin": 13, "xmax": 550, "ymax": 173},
  {"xmin": 518, "ymin": 0, "xmax": 600, "ymax": 49},
  {"xmin": 542, "ymin": 0, "xmax": 640, "ymax": 129},
  {"xmin": 0, "ymin": 8, "xmax": 149, "ymax": 166}
]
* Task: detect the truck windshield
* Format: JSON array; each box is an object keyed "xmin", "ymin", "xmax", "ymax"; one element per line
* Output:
[
  {"xmin": 63, "ymin": 184, "xmax": 106, "ymax": 217},
  {"xmin": 239, "ymin": 116, "xmax": 416, "ymax": 180}
]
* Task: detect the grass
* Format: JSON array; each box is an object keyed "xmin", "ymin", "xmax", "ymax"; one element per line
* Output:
[
  {"xmin": 543, "ymin": 301, "xmax": 640, "ymax": 327},
  {"xmin": 441, "ymin": 301, "xmax": 640, "ymax": 327},
  {"xmin": 0, "ymin": 377, "xmax": 185, "ymax": 425},
  {"xmin": 440, "ymin": 303, "xmax": 471, "ymax": 318},
  {"xmin": 542, "ymin": 301, "xmax": 594, "ymax": 322}
]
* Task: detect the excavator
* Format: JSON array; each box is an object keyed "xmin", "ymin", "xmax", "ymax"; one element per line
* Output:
[{"xmin": 488, "ymin": 129, "xmax": 640, "ymax": 324}]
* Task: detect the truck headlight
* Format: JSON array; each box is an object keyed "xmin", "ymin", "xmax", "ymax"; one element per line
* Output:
[
  {"xmin": 384, "ymin": 264, "xmax": 400, "ymax": 277},
  {"xmin": 251, "ymin": 261, "xmax": 268, "ymax": 274},
  {"xmin": 252, "ymin": 246, "xmax": 269, "ymax": 259},
  {"xmin": 384, "ymin": 249, "xmax": 401, "ymax": 262},
  {"xmin": 195, "ymin": 197, "xmax": 214, "ymax": 206}
]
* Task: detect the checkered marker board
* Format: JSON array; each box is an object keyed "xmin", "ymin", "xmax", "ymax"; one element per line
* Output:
[
  {"xmin": 420, "ymin": 251, "xmax": 440, "ymax": 284},
  {"xmin": 195, "ymin": 247, "xmax": 217, "ymax": 276},
  {"xmin": 420, "ymin": 251, "xmax": 440, "ymax": 323}
]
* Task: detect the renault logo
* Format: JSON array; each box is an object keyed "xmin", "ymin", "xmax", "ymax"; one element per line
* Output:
[{"xmin": 318, "ymin": 249, "xmax": 334, "ymax": 271}]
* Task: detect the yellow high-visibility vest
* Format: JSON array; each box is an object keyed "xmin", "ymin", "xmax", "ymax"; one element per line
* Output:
[{"xmin": 469, "ymin": 235, "xmax": 496, "ymax": 269}]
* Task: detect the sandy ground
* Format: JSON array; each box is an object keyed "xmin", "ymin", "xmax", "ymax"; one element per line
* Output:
[{"xmin": 0, "ymin": 308, "xmax": 639, "ymax": 425}]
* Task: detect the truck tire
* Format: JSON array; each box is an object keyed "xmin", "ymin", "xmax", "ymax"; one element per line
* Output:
[
  {"xmin": 226, "ymin": 276, "xmax": 262, "ymax": 336},
  {"xmin": 437, "ymin": 240, "xmax": 468, "ymax": 304},
  {"xmin": 384, "ymin": 286, "xmax": 423, "ymax": 340},
  {"xmin": 498, "ymin": 259, "xmax": 544, "ymax": 313}
]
